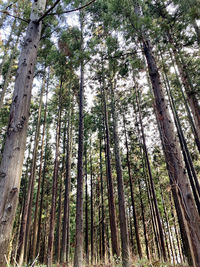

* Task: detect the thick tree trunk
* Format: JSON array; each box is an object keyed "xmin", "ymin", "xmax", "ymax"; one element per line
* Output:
[
  {"xmin": 17, "ymin": 75, "xmax": 45, "ymax": 265},
  {"xmin": 0, "ymin": 1, "xmax": 46, "ymax": 266},
  {"xmin": 143, "ymin": 38, "xmax": 200, "ymax": 267}
]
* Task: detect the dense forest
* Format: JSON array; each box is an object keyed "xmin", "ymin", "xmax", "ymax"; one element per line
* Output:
[{"xmin": 0, "ymin": 0, "xmax": 200, "ymax": 266}]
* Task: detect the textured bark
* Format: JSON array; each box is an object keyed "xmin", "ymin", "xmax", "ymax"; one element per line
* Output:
[
  {"xmin": 17, "ymin": 76, "xmax": 45, "ymax": 265},
  {"xmin": 161, "ymin": 60, "xmax": 200, "ymax": 213},
  {"xmin": 168, "ymin": 34, "xmax": 200, "ymax": 149},
  {"xmin": 143, "ymin": 38, "xmax": 200, "ymax": 266},
  {"xmin": 0, "ymin": 1, "xmax": 46, "ymax": 265},
  {"xmin": 110, "ymin": 83, "xmax": 131, "ymax": 267},
  {"xmin": 168, "ymin": 50, "xmax": 200, "ymax": 154}
]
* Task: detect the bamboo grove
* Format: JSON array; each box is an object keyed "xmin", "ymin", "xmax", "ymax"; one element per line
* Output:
[{"xmin": 0, "ymin": 0, "xmax": 200, "ymax": 266}]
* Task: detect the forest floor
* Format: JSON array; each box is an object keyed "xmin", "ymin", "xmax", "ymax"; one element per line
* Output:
[{"xmin": 19, "ymin": 261, "xmax": 190, "ymax": 267}]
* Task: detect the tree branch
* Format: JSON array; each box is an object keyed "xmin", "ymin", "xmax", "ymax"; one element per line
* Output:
[
  {"xmin": 0, "ymin": 10, "xmax": 29, "ymax": 23},
  {"xmin": 37, "ymin": 0, "xmax": 61, "ymax": 23},
  {"xmin": 37, "ymin": 0, "xmax": 96, "ymax": 22}
]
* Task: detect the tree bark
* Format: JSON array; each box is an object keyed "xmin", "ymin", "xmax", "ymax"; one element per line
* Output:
[
  {"xmin": 0, "ymin": 1, "xmax": 46, "ymax": 266},
  {"xmin": 143, "ymin": 38, "xmax": 200, "ymax": 267}
]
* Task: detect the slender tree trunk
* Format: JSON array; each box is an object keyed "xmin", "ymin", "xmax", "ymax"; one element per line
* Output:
[
  {"xmin": 74, "ymin": 13, "xmax": 85, "ymax": 266},
  {"xmin": 61, "ymin": 97, "xmax": 73, "ymax": 264},
  {"xmin": 99, "ymin": 137, "xmax": 105, "ymax": 261},
  {"xmin": 0, "ymin": 33, "xmax": 20, "ymax": 109},
  {"xmin": 135, "ymin": 84, "xmax": 167, "ymax": 261},
  {"xmin": 110, "ymin": 82, "xmax": 131, "ymax": 267},
  {"xmin": 101, "ymin": 83, "xmax": 120, "ymax": 258},
  {"xmin": 90, "ymin": 139, "xmax": 94, "ymax": 265},
  {"xmin": 0, "ymin": 2, "xmax": 46, "ymax": 265},
  {"xmin": 31, "ymin": 80, "xmax": 48, "ymax": 260},
  {"xmin": 85, "ymin": 147, "xmax": 89, "ymax": 264},
  {"xmin": 47, "ymin": 84, "xmax": 62, "ymax": 267},
  {"xmin": 123, "ymin": 116, "xmax": 142, "ymax": 258}
]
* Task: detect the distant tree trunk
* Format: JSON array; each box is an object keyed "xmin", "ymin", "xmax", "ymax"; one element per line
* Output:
[
  {"xmin": 0, "ymin": 18, "xmax": 17, "ymax": 76},
  {"xmin": 193, "ymin": 20, "xmax": 200, "ymax": 45},
  {"xmin": 61, "ymin": 97, "xmax": 73, "ymax": 264},
  {"xmin": 84, "ymin": 147, "xmax": 89, "ymax": 264},
  {"xmin": 123, "ymin": 116, "xmax": 142, "ymax": 259},
  {"xmin": 31, "ymin": 81, "xmax": 48, "ymax": 260},
  {"xmin": 110, "ymin": 82, "xmax": 131, "ymax": 267},
  {"xmin": 47, "ymin": 83, "xmax": 62, "ymax": 267},
  {"xmin": 74, "ymin": 13, "xmax": 85, "ymax": 266},
  {"xmin": 101, "ymin": 84, "xmax": 120, "ymax": 258},
  {"xmin": 99, "ymin": 137, "xmax": 105, "ymax": 261},
  {"xmin": 0, "ymin": 34, "xmax": 20, "ymax": 109},
  {"xmin": 36, "ymin": 125, "xmax": 49, "ymax": 257},
  {"xmin": 90, "ymin": 139, "xmax": 94, "ymax": 265},
  {"xmin": 0, "ymin": 1, "xmax": 46, "ymax": 265},
  {"xmin": 135, "ymin": 84, "xmax": 167, "ymax": 261},
  {"xmin": 142, "ymin": 38, "xmax": 200, "ymax": 266}
]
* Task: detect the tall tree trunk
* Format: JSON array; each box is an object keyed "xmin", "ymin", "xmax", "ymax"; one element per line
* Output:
[
  {"xmin": 161, "ymin": 58, "xmax": 200, "ymax": 213},
  {"xmin": 167, "ymin": 33, "xmax": 200, "ymax": 146},
  {"xmin": 123, "ymin": 116, "xmax": 142, "ymax": 258},
  {"xmin": 135, "ymin": 84, "xmax": 167, "ymax": 261},
  {"xmin": 142, "ymin": 38, "xmax": 200, "ymax": 266},
  {"xmin": 61, "ymin": 97, "xmax": 73, "ymax": 264},
  {"xmin": 0, "ymin": 1, "xmax": 46, "ymax": 265},
  {"xmin": 84, "ymin": 147, "xmax": 89, "ymax": 264},
  {"xmin": 99, "ymin": 137, "xmax": 105, "ymax": 261},
  {"xmin": 31, "ymin": 80, "xmax": 48, "ymax": 260},
  {"xmin": 90, "ymin": 138, "xmax": 94, "ymax": 265},
  {"xmin": 47, "ymin": 83, "xmax": 62, "ymax": 267},
  {"xmin": 101, "ymin": 84, "xmax": 120, "ymax": 258},
  {"xmin": 110, "ymin": 82, "xmax": 131, "ymax": 267},
  {"xmin": 74, "ymin": 13, "xmax": 85, "ymax": 266},
  {"xmin": 17, "ymin": 75, "xmax": 45, "ymax": 265}
]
